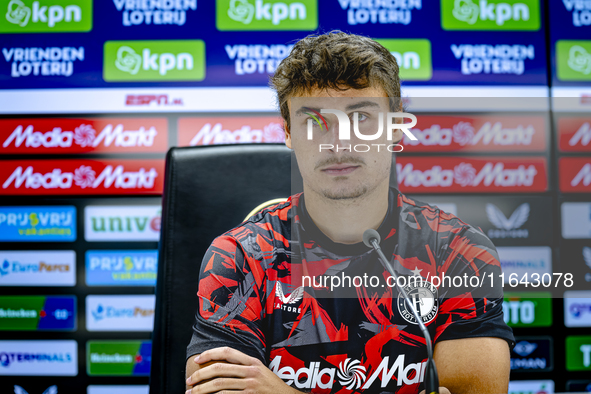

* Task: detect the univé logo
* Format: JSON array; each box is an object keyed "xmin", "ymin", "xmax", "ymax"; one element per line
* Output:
[
  {"xmin": 269, "ymin": 354, "xmax": 426, "ymax": 390},
  {"xmin": 2, "ymin": 0, "xmax": 92, "ymax": 33},
  {"xmin": 442, "ymin": 0, "xmax": 540, "ymax": 31},
  {"xmin": 305, "ymin": 108, "xmax": 417, "ymax": 152}
]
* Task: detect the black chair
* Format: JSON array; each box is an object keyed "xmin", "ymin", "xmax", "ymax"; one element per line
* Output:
[{"xmin": 149, "ymin": 143, "xmax": 397, "ymax": 394}]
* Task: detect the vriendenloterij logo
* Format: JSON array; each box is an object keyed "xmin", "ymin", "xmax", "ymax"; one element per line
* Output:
[
  {"xmin": 441, "ymin": 0, "xmax": 540, "ymax": 31},
  {"xmin": 103, "ymin": 40, "xmax": 205, "ymax": 82},
  {"xmin": 217, "ymin": 0, "xmax": 317, "ymax": 30},
  {"xmin": 557, "ymin": 40, "xmax": 591, "ymax": 81},
  {"xmin": 1, "ymin": 0, "xmax": 92, "ymax": 33},
  {"xmin": 373, "ymin": 39, "xmax": 432, "ymax": 80}
]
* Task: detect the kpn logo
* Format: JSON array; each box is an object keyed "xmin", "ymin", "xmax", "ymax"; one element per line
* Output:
[
  {"xmin": 1, "ymin": 0, "xmax": 92, "ymax": 33},
  {"xmin": 374, "ymin": 39, "xmax": 432, "ymax": 81},
  {"xmin": 557, "ymin": 40, "xmax": 591, "ymax": 81},
  {"xmin": 441, "ymin": 0, "xmax": 540, "ymax": 31},
  {"xmin": 217, "ymin": 0, "xmax": 318, "ymax": 31},
  {"xmin": 103, "ymin": 40, "xmax": 205, "ymax": 82}
]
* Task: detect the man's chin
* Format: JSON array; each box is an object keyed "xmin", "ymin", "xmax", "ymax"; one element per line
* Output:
[{"xmin": 321, "ymin": 186, "xmax": 368, "ymax": 201}]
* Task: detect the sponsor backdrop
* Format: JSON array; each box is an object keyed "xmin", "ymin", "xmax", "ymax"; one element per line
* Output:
[{"xmin": 1, "ymin": 1, "xmax": 590, "ymax": 393}]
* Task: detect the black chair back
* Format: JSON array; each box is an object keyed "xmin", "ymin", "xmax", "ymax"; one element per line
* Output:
[{"xmin": 149, "ymin": 143, "xmax": 396, "ymax": 393}]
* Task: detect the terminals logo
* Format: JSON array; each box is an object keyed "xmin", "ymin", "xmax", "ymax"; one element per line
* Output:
[
  {"xmin": 0, "ymin": 340, "xmax": 78, "ymax": 375},
  {"xmin": 87, "ymin": 341, "xmax": 151, "ymax": 376},
  {"xmin": 103, "ymin": 40, "xmax": 205, "ymax": 81},
  {"xmin": 442, "ymin": 0, "xmax": 540, "ymax": 30},
  {"xmin": 217, "ymin": 0, "xmax": 318, "ymax": 30},
  {"xmin": 496, "ymin": 247, "xmax": 552, "ymax": 284},
  {"xmin": 374, "ymin": 39, "xmax": 432, "ymax": 81},
  {"xmin": 557, "ymin": 41, "xmax": 591, "ymax": 81},
  {"xmin": 486, "ymin": 203, "xmax": 530, "ymax": 238},
  {"xmin": 1, "ymin": 0, "xmax": 92, "ymax": 33}
]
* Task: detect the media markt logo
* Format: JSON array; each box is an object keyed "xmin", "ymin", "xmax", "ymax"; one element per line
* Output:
[
  {"xmin": 1, "ymin": 0, "xmax": 92, "ymax": 33},
  {"xmin": 374, "ymin": 39, "xmax": 432, "ymax": 81},
  {"xmin": 217, "ymin": 0, "xmax": 317, "ymax": 31},
  {"xmin": 87, "ymin": 340, "xmax": 151, "ymax": 376},
  {"xmin": 441, "ymin": 0, "xmax": 540, "ymax": 31},
  {"xmin": 103, "ymin": 40, "xmax": 205, "ymax": 82},
  {"xmin": 557, "ymin": 40, "xmax": 591, "ymax": 82}
]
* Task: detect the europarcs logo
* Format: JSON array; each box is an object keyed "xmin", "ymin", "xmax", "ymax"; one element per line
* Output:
[
  {"xmin": 103, "ymin": 40, "xmax": 205, "ymax": 82},
  {"xmin": 216, "ymin": 0, "xmax": 317, "ymax": 30},
  {"xmin": 441, "ymin": 0, "xmax": 540, "ymax": 31},
  {"xmin": 1, "ymin": 0, "xmax": 92, "ymax": 33}
]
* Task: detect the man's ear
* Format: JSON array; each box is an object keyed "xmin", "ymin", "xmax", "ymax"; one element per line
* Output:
[{"xmin": 284, "ymin": 122, "xmax": 292, "ymax": 149}]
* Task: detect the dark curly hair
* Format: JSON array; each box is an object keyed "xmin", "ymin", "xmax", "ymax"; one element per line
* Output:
[{"xmin": 270, "ymin": 31, "xmax": 401, "ymax": 131}]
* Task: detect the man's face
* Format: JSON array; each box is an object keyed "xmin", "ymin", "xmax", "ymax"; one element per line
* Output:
[{"xmin": 286, "ymin": 86, "xmax": 399, "ymax": 201}]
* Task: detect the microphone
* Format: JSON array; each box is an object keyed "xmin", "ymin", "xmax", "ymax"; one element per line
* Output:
[{"xmin": 363, "ymin": 229, "xmax": 440, "ymax": 394}]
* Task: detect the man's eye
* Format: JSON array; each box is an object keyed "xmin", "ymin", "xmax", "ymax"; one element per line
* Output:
[
  {"xmin": 352, "ymin": 113, "xmax": 368, "ymax": 122},
  {"xmin": 308, "ymin": 118, "xmax": 321, "ymax": 127}
]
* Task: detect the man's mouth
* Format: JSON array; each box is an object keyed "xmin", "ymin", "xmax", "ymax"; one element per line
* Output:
[{"xmin": 321, "ymin": 164, "xmax": 360, "ymax": 175}]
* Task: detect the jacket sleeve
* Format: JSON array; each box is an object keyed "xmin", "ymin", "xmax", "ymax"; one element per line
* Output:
[{"xmin": 186, "ymin": 234, "xmax": 267, "ymax": 363}]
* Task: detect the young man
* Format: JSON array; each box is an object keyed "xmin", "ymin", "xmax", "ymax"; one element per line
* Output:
[{"xmin": 185, "ymin": 32, "xmax": 514, "ymax": 394}]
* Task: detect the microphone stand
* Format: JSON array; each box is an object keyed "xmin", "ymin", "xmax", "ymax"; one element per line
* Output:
[{"xmin": 363, "ymin": 229, "xmax": 440, "ymax": 394}]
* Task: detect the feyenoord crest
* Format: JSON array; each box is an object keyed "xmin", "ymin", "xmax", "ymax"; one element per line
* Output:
[{"xmin": 397, "ymin": 278, "xmax": 439, "ymax": 325}]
